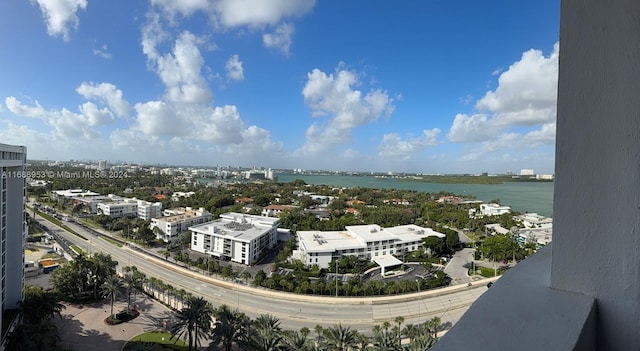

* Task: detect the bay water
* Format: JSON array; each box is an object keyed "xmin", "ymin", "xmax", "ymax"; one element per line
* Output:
[{"xmin": 277, "ymin": 174, "xmax": 554, "ymax": 217}]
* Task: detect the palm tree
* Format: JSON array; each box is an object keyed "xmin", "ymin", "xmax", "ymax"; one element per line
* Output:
[
  {"xmin": 20, "ymin": 285, "xmax": 64, "ymax": 325},
  {"xmin": 402, "ymin": 323, "xmax": 418, "ymax": 344},
  {"xmin": 123, "ymin": 272, "xmax": 136, "ymax": 311},
  {"xmin": 209, "ymin": 304, "xmax": 249, "ymax": 351},
  {"xmin": 300, "ymin": 326, "xmax": 311, "ymax": 339},
  {"xmin": 254, "ymin": 313, "xmax": 281, "ymax": 333},
  {"xmin": 394, "ymin": 316, "xmax": 404, "ymax": 343},
  {"xmin": 101, "ymin": 274, "xmax": 123, "ymax": 318},
  {"xmin": 284, "ymin": 330, "xmax": 310, "ymax": 351},
  {"xmin": 252, "ymin": 328, "xmax": 285, "ymax": 351},
  {"xmin": 323, "ymin": 324, "xmax": 358, "ymax": 351},
  {"xmin": 172, "ymin": 296, "xmax": 214, "ymax": 351},
  {"xmin": 371, "ymin": 329, "xmax": 401, "ymax": 351},
  {"xmin": 314, "ymin": 324, "xmax": 324, "ymax": 345},
  {"xmin": 356, "ymin": 332, "xmax": 370, "ymax": 351},
  {"xmin": 241, "ymin": 271, "xmax": 252, "ymax": 284}
]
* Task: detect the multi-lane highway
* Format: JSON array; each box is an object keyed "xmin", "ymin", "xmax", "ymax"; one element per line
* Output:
[{"xmin": 34, "ymin": 214, "xmax": 493, "ymax": 334}]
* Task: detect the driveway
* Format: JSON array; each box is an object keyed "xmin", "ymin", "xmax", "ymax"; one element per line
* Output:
[
  {"xmin": 55, "ymin": 294, "xmax": 178, "ymax": 351},
  {"xmin": 444, "ymin": 248, "xmax": 475, "ymax": 285}
]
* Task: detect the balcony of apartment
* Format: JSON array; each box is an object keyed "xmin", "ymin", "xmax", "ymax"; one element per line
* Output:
[{"xmin": 432, "ymin": 1, "xmax": 640, "ymax": 350}]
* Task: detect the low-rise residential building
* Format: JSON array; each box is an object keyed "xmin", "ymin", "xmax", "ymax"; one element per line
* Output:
[
  {"xmin": 72, "ymin": 194, "xmax": 115, "ymax": 214},
  {"xmin": 514, "ymin": 213, "xmax": 553, "ymax": 229},
  {"xmin": 190, "ymin": 213, "xmax": 280, "ymax": 265},
  {"xmin": 97, "ymin": 198, "xmax": 138, "ymax": 218},
  {"xmin": 171, "ymin": 191, "xmax": 195, "ymax": 201},
  {"xmin": 137, "ymin": 201, "xmax": 163, "ymax": 220},
  {"xmin": 518, "ymin": 227, "xmax": 553, "ymax": 247},
  {"xmin": 151, "ymin": 207, "xmax": 212, "ymax": 242},
  {"xmin": 293, "ymin": 224, "xmax": 445, "ymax": 269},
  {"xmin": 261, "ymin": 204, "xmax": 298, "ymax": 217},
  {"xmin": 437, "ymin": 196, "xmax": 462, "ymax": 204},
  {"xmin": 96, "ymin": 197, "xmax": 162, "ymax": 220},
  {"xmin": 51, "ymin": 189, "xmax": 99, "ymax": 201},
  {"xmin": 477, "ymin": 203, "xmax": 511, "ymax": 216}
]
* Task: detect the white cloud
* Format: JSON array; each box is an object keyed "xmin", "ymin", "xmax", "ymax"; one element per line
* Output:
[
  {"xmin": 225, "ymin": 54, "xmax": 244, "ymax": 81},
  {"xmin": 76, "ymin": 82, "xmax": 131, "ymax": 118},
  {"xmin": 5, "ymin": 96, "xmax": 100, "ymax": 139},
  {"xmin": 78, "ymin": 102, "xmax": 114, "ymax": 125},
  {"xmin": 150, "ymin": 0, "xmax": 315, "ymax": 28},
  {"xmin": 195, "ymin": 105, "xmax": 244, "ymax": 144},
  {"xmin": 215, "ymin": 0, "xmax": 314, "ymax": 27},
  {"xmin": 225, "ymin": 125, "xmax": 284, "ymax": 157},
  {"xmin": 447, "ymin": 113, "xmax": 498, "ymax": 143},
  {"xmin": 110, "ymin": 129, "xmax": 164, "ymax": 150},
  {"xmin": 134, "ymin": 100, "xmax": 188, "ymax": 137},
  {"xmin": 447, "ymin": 43, "xmax": 559, "ymax": 162},
  {"xmin": 475, "ymin": 42, "xmax": 559, "ymax": 125},
  {"xmin": 378, "ymin": 128, "xmax": 441, "ymax": 159},
  {"xmin": 33, "ymin": 0, "xmax": 87, "ymax": 41},
  {"xmin": 263, "ymin": 23, "xmax": 294, "ymax": 55},
  {"xmin": 93, "ymin": 44, "xmax": 112, "ymax": 59},
  {"xmin": 154, "ymin": 31, "xmax": 212, "ymax": 104},
  {"xmin": 299, "ymin": 66, "xmax": 394, "ymax": 154}
]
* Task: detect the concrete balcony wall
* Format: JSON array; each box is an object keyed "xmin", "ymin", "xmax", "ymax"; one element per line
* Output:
[
  {"xmin": 434, "ymin": 1, "xmax": 640, "ymax": 349},
  {"xmin": 430, "ymin": 246, "xmax": 596, "ymax": 351}
]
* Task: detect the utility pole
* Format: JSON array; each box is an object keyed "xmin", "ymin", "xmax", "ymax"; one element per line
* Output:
[{"xmin": 335, "ymin": 260, "xmax": 338, "ymax": 297}]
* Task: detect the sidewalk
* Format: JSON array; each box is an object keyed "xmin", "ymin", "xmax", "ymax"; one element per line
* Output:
[{"xmin": 55, "ymin": 294, "xmax": 177, "ymax": 351}]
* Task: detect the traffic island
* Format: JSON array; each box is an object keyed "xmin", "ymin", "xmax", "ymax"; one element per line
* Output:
[{"xmin": 104, "ymin": 309, "xmax": 140, "ymax": 325}]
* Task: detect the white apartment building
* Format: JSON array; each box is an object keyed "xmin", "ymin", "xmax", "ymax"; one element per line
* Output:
[
  {"xmin": 294, "ymin": 224, "xmax": 445, "ymax": 269},
  {"xmin": 151, "ymin": 207, "xmax": 212, "ymax": 242},
  {"xmin": 137, "ymin": 201, "xmax": 163, "ymax": 221},
  {"xmin": 51, "ymin": 189, "xmax": 99, "ymax": 201},
  {"xmin": 72, "ymin": 194, "xmax": 118, "ymax": 214},
  {"xmin": 0, "ymin": 143, "xmax": 26, "ymax": 349},
  {"xmin": 514, "ymin": 213, "xmax": 553, "ymax": 229},
  {"xmin": 96, "ymin": 197, "xmax": 162, "ymax": 220},
  {"xmin": 190, "ymin": 212, "xmax": 280, "ymax": 265},
  {"xmin": 97, "ymin": 199, "xmax": 139, "ymax": 218},
  {"xmin": 479, "ymin": 203, "xmax": 511, "ymax": 216},
  {"xmin": 517, "ymin": 227, "xmax": 553, "ymax": 247}
]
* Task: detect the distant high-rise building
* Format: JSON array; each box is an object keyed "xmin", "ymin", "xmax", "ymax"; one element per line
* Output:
[
  {"xmin": 520, "ymin": 169, "xmax": 535, "ymax": 176},
  {"xmin": 98, "ymin": 160, "xmax": 107, "ymax": 170},
  {"xmin": 0, "ymin": 143, "xmax": 26, "ymax": 350}
]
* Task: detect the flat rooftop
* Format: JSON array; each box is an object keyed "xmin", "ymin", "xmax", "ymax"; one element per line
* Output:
[
  {"xmin": 298, "ymin": 230, "xmax": 363, "ymax": 252},
  {"xmin": 190, "ymin": 213, "xmax": 278, "ymax": 242}
]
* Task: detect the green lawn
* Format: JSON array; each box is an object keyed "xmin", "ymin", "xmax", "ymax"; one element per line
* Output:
[
  {"xmin": 101, "ymin": 236, "xmax": 123, "ymax": 247},
  {"xmin": 124, "ymin": 331, "xmax": 189, "ymax": 351},
  {"xmin": 70, "ymin": 245, "xmax": 84, "ymax": 255},
  {"xmin": 475, "ymin": 266, "xmax": 505, "ymax": 278}
]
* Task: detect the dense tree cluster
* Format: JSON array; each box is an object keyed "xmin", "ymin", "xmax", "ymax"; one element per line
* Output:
[
  {"xmin": 169, "ymin": 298, "xmax": 444, "ymax": 351},
  {"xmin": 6, "ymin": 285, "xmax": 68, "ymax": 351},
  {"xmin": 50, "ymin": 252, "xmax": 118, "ymax": 301}
]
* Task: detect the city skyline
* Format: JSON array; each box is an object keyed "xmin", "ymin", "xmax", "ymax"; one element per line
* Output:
[{"xmin": 0, "ymin": 1, "xmax": 559, "ymax": 174}]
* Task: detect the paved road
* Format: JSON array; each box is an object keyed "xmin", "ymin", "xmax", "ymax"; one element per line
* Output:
[
  {"xmin": 444, "ymin": 248, "xmax": 475, "ymax": 285},
  {"xmin": 35, "ymin": 215, "xmax": 494, "ymax": 335}
]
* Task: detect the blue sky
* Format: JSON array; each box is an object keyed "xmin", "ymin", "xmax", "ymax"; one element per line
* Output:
[{"xmin": 0, "ymin": 0, "xmax": 559, "ymax": 174}]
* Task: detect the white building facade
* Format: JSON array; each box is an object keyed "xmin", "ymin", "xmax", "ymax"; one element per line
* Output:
[
  {"xmin": 190, "ymin": 213, "xmax": 280, "ymax": 265},
  {"xmin": 97, "ymin": 199, "xmax": 138, "ymax": 218},
  {"xmin": 294, "ymin": 224, "xmax": 445, "ymax": 269},
  {"xmin": 479, "ymin": 203, "xmax": 511, "ymax": 216},
  {"xmin": 151, "ymin": 207, "xmax": 212, "ymax": 242},
  {"xmin": 137, "ymin": 201, "xmax": 163, "ymax": 221},
  {"xmin": 514, "ymin": 213, "xmax": 553, "ymax": 229},
  {"xmin": 0, "ymin": 143, "xmax": 26, "ymax": 349}
]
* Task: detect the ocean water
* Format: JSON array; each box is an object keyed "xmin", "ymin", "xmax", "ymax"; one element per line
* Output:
[{"xmin": 276, "ymin": 174, "xmax": 554, "ymax": 217}]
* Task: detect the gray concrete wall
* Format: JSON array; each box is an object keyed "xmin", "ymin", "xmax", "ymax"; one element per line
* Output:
[{"xmin": 551, "ymin": 0, "xmax": 640, "ymax": 349}]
